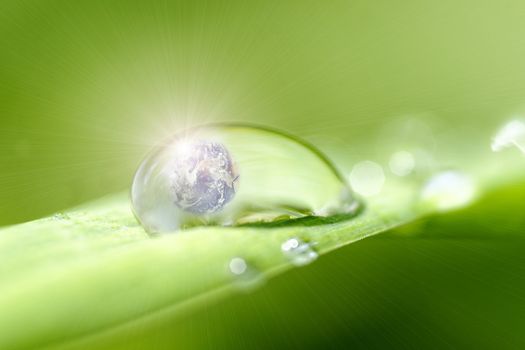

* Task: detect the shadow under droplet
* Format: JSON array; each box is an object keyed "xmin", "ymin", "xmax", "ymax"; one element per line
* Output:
[{"xmin": 239, "ymin": 211, "xmax": 363, "ymax": 228}]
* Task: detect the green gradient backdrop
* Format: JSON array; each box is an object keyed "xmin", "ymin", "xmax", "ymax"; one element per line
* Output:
[{"xmin": 2, "ymin": 0, "xmax": 525, "ymax": 225}]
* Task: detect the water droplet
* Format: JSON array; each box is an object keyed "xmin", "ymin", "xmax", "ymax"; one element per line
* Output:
[
  {"xmin": 52, "ymin": 213, "xmax": 70, "ymax": 221},
  {"xmin": 376, "ymin": 117, "xmax": 439, "ymax": 177},
  {"xmin": 491, "ymin": 119, "xmax": 525, "ymax": 153},
  {"xmin": 421, "ymin": 171, "xmax": 476, "ymax": 211},
  {"xmin": 228, "ymin": 257, "xmax": 264, "ymax": 290},
  {"xmin": 229, "ymin": 257, "xmax": 248, "ymax": 275},
  {"xmin": 131, "ymin": 124, "xmax": 359, "ymax": 233},
  {"xmin": 281, "ymin": 237, "xmax": 318, "ymax": 266},
  {"xmin": 389, "ymin": 150, "xmax": 415, "ymax": 176},
  {"xmin": 349, "ymin": 161, "xmax": 385, "ymax": 197}
]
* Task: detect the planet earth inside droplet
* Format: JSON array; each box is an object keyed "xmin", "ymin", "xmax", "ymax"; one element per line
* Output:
[
  {"xmin": 131, "ymin": 124, "xmax": 360, "ymax": 233},
  {"xmin": 169, "ymin": 140, "xmax": 238, "ymax": 214}
]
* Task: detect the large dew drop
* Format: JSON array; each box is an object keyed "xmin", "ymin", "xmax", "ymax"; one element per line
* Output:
[{"xmin": 131, "ymin": 124, "xmax": 358, "ymax": 233}]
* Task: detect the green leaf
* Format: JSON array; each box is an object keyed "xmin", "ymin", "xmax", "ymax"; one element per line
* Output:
[
  {"xmin": 0, "ymin": 185, "xmax": 413, "ymax": 348},
  {"xmin": 0, "ymin": 154, "xmax": 523, "ymax": 349}
]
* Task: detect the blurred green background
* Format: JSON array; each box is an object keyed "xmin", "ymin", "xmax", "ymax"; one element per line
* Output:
[
  {"xmin": 2, "ymin": 0, "xmax": 525, "ymax": 225},
  {"xmin": 1, "ymin": 0, "xmax": 525, "ymax": 348}
]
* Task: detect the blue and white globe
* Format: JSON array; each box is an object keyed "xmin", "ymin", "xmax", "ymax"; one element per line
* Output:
[{"xmin": 169, "ymin": 140, "xmax": 238, "ymax": 214}]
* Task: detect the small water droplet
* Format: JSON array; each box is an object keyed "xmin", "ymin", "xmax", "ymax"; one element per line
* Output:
[
  {"xmin": 349, "ymin": 161, "xmax": 385, "ymax": 197},
  {"xmin": 389, "ymin": 150, "xmax": 415, "ymax": 176},
  {"xmin": 491, "ymin": 119, "xmax": 525, "ymax": 153},
  {"xmin": 228, "ymin": 257, "xmax": 264, "ymax": 290},
  {"xmin": 421, "ymin": 171, "xmax": 476, "ymax": 211},
  {"xmin": 229, "ymin": 257, "xmax": 248, "ymax": 275},
  {"xmin": 52, "ymin": 213, "xmax": 70, "ymax": 221},
  {"xmin": 281, "ymin": 237, "xmax": 318, "ymax": 266}
]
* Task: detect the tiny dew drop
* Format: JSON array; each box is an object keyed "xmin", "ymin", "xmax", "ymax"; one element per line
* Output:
[
  {"xmin": 228, "ymin": 257, "xmax": 264, "ymax": 290},
  {"xmin": 131, "ymin": 124, "xmax": 359, "ymax": 233},
  {"xmin": 349, "ymin": 161, "xmax": 385, "ymax": 197},
  {"xmin": 52, "ymin": 213, "xmax": 70, "ymax": 221},
  {"xmin": 229, "ymin": 257, "xmax": 247, "ymax": 275},
  {"xmin": 281, "ymin": 237, "xmax": 318, "ymax": 266},
  {"xmin": 420, "ymin": 171, "xmax": 476, "ymax": 212}
]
